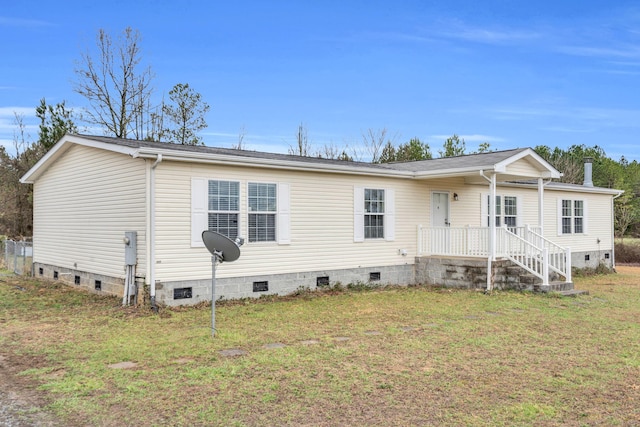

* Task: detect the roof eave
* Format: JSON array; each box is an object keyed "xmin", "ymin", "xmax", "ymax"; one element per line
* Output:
[
  {"xmin": 133, "ymin": 148, "xmax": 415, "ymax": 178},
  {"xmin": 20, "ymin": 134, "xmax": 139, "ymax": 183}
]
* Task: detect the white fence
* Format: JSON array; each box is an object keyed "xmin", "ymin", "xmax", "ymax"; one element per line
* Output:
[{"xmin": 3, "ymin": 239, "xmax": 33, "ymax": 275}]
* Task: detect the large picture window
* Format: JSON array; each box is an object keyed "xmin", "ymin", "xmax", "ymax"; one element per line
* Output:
[
  {"xmin": 208, "ymin": 180, "xmax": 239, "ymax": 239},
  {"xmin": 248, "ymin": 183, "xmax": 277, "ymax": 242}
]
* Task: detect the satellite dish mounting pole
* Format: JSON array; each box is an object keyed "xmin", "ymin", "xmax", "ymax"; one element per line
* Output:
[
  {"xmin": 210, "ymin": 251, "xmax": 222, "ymax": 337},
  {"xmin": 201, "ymin": 231, "xmax": 242, "ymax": 338}
]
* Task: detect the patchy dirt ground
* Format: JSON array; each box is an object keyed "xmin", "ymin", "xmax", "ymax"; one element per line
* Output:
[{"xmin": 0, "ymin": 353, "xmax": 64, "ymax": 427}]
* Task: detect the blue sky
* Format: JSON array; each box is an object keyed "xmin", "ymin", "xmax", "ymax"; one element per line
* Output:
[{"xmin": 1, "ymin": 0, "xmax": 639, "ymax": 161}]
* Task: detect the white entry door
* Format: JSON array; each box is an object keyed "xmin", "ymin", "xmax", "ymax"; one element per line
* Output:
[
  {"xmin": 431, "ymin": 192, "xmax": 450, "ymax": 253},
  {"xmin": 432, "ymin": 192, "xmax": 450, "ymax": 227}
]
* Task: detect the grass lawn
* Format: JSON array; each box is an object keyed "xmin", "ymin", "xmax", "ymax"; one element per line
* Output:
[{"xmin": 1, "ymin": 267, "xmax": 639, "ymax": 426}]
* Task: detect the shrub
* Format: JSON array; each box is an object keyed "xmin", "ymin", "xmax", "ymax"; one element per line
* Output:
[{"xmin": 615, "ymin": 243, "xmax": 640, "ymax": 264}]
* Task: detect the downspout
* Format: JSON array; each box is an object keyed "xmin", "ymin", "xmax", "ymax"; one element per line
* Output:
[{"xmin": 149, "ymin": 154, "xmax": 162, "ymax": 312}]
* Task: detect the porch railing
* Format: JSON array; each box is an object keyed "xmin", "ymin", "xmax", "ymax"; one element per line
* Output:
[{"xmin": 418, "ymin": 225, "xmax": 571, "ymax": 285}]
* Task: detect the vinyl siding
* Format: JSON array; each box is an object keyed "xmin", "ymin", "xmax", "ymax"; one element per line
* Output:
[
  {"xmin": 504, "ymin": 158, "xmax": 542, "ymax": 177},
  {"xmin": 543, "ymin": 188, "xmax": 613, "ymax": 252},
  {"xmin": 431, "ymin": 179, "xmax": 613, "ymax": 253},
  {"xmin": 153, "ymin": 161, "xmax": 429, "ymax": 282},
  {"xmin": 32, "ymin": 145, "xmax": 147, "ymax": 278}
]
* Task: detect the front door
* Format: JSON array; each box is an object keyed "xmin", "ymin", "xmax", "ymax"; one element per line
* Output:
[
  {"xmin": 431, "ymin": 192, "xmax": 450, "ymax": 253},
  {"xmin": 432, "ymin": 192, "xmax": 450, "ymax": 227}
]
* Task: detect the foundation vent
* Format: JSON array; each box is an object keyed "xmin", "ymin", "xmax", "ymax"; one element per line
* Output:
[
  {"xmin": 253, "ymin": 281, "xmax": 269, "ymax": 292},
  {"xmin": 174, "ymin": 287, "xmax": 193, "ymax": 300},
  {"xmin": 316, "ymin": 276, "xmax": 330, "ymax": 287}
]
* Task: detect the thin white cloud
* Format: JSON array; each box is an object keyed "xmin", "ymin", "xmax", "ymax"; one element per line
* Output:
[
  {"xmin": 557, "ymin": 45, "xmax": 640, "ymax": 60},
  {"xmin": 0, "ymin": 16, "xmax": 52, "ymax": 27},
  {"xmin": 0, "ymin": 107, "xmax": 35, "ymax": 117},
  {"xmin": 431, "ymin": 134, "xmax": 505, "ymax": 143},
  {"xmin": 443, "ymin": 27, "xmax": 540, "ymax": 45}
]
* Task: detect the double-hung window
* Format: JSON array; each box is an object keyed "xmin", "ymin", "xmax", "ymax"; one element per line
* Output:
[
  {"xmin": 192, "ymin": 178, "xmax": 290, "ymax": 247},
  {"xmin": 248, "ymin": 183, "xmax": 277, "ymax": 242},
  {"xmin": 364, "ymin": 188, "xmax": 385, "ymax": 239},
  {"xmin": 208, "ymin": 180, "xmax": 239, "ymax": 239},
  {"xmin": 485, "ymin": 195, "xmax": 519, "ymax": 229},
  {"xmin": 560, "ymin": 199, "xmax": 585, "ymax": 234},
  {"xmin": 354, "ymin": 186, "xmax": 395, "ymax": 242}
]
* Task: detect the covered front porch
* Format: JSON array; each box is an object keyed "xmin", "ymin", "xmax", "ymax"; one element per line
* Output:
[
  {"xmin": 417, "ymin": 224, "xmax": 572, "ymax": 291},
  {"xmin": 401, "ymin": 148, "xmax": 575, "ymax": 292}
]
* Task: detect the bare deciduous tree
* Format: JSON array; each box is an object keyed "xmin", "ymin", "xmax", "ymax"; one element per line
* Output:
[
  {"xmin": 74, "ymin": 27, "xmax": 154, "ymax": 139},
  {"xmin": 232, "ymin": 125, "xmax": 247, "ymax": 150},
  {"xmin": 289, "ymin": 122, "xmax": 311, "ymax": 156},
  {"xmin": 362, "ymin": 128, "xmax": 397, "ymax": 163}
]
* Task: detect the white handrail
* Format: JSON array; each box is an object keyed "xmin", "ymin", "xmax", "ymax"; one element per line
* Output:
[{"xmin": 418, "ymin": 225, "xmax": 571, "ymax": 284}]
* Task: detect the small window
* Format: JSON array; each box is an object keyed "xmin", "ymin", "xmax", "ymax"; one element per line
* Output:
[
  {"xmin": 561, "ymin": 199, "xmax": 585, "ymax": 234},
  {"xmin": 174, "ymin": 287, "xmax": 193, "ymax": 299},
  {"xmin": 504, "ymin": 196, "xmax": 517, "ymax": 228},
  {"xmin": 53, "ymin": 271, "xmax": 58, "ymax": 279},
  {"xmin": 574, "ymin": 201, "xmax": 584, "ymax": 234},
  {"xmin": 364, "ymin": 189, "xmax": 385, "ymax": 239},
  {"xmin": 253, "ymin": 281, "xmax": 269, "ymax": 292},
  {"xmin": 208, "ymin": 180, "xmax": 240, "ymax": 239},
  {"xmin": 95, "ymin": 280, "xmax": 102, "ymax": 290},
  {"xmin": 248, "ymin": 183, "xmax": 277, "ymax": 242},
  {"xmin": 585, "ymin": 254, "xmax": 590, "ymax": 261},
  {"xmin": 39, "ymin": 267, "xmax": 43, "ymax": 276},
  {"xmin": 369, "ymin": 272, "xmax": 381, "ymax": 281},
  {"xmin": 487, "ymin": 195, "xmax": 519, "ymax": 228},
  {"xmin": 605, "ymin": 253, "xmax": 610, "ymax": 259},
  {"xmin": 74, "ymin": 275, "xmax": 81, "ymax": 285},
  {"xmin": 316, "ymin": 276, "xmax": 330, "ymax": 287}
]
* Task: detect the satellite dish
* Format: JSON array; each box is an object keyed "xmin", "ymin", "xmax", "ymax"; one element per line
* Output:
[
  {"xmin": 202, "ymin": 230, "xmax": 241, "ymax": 262},
  {"xmin": 201, "ymin": 230, "xmax": 243, "ymax": 337}
]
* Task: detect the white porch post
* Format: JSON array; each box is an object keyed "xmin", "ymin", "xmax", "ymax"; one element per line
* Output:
[
  {"xmin": 538, "ymin": 177, "xmax": 544, "ymax": 235},
  {"xmin": 489, "ymin": 173, "xmax": 497, "ymax": 261},
  {"xmin": 487, "ymin": 173, "xmax": 497, "ymax": 291}
]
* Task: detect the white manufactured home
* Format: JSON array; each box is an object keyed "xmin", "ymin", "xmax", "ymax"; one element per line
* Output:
[{"xmin": 21, "ymin": 134, "xmax": 622, "ymax": 306}]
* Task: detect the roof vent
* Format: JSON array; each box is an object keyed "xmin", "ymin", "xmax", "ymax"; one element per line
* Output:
[{"xmin": 583, "ymin": 158, "xmax": 593, "ymax": 187}]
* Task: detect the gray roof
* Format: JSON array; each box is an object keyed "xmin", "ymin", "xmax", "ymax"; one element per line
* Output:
[
  {"xmin": 78, "ymin": 134, "xmax": 398, "ymax": 171},
  {"xmin": 77, "ymin": 134, "xmax": 531, "ymax": 173},
  {"xmin": 382, "ymin": 148, "xmax": 529, "ymax": 172}
]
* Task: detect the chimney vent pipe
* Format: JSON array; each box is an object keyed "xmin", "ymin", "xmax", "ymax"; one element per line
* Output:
[{"xmin": 583, "ymin": 157, "xmax": 593, "ymax": 187}]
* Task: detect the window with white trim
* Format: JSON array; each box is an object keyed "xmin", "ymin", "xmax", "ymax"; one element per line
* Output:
[
  {"xmin": 485, "ymin": 195, "xmax": 520, "ymax": 228},
  {"xmin": 192, "ymin": 179, "xmax": 290, "ymax": 247},
  {"xmin": 561, "ymin": 199, "xmax": 585, "ymax": 234},
  {"xmin": 354, "ymin": 186, "xmax": 395, "ymax": 242},
  {"xmin": 208, "ymin": 180, "xmax": 239, "ymax": 239},
  {"xmin": 248, "ymin": 182, "xmax": 277, "ymax": 242},
  {"xmin": 364, "ymin": 188, "xmax": 385, "ymax": 239}
]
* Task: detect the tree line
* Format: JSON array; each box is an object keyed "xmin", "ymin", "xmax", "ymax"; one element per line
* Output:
[{"xmin": 1, "ymin": 27, "xmax": 638, "ymax": 239}]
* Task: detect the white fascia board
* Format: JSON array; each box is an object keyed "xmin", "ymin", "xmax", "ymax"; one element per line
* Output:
[
  {"xmin": 412, "ymin": 165, "xmax": 497, "ymax": 179},
  {"xmin": 20, "ymin": 134, "xmax": 139, "ymax": 183},
  {"xmin": 500, "ymin": 181, "xmax": 624, "ymax": 196},
  {"xmin": 494, "ymin": 148, "xmax": 562, "ymax": 179},
  {"xmin": 132, "ymin": 148, "xmax": 415, "ymax": 179}
]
